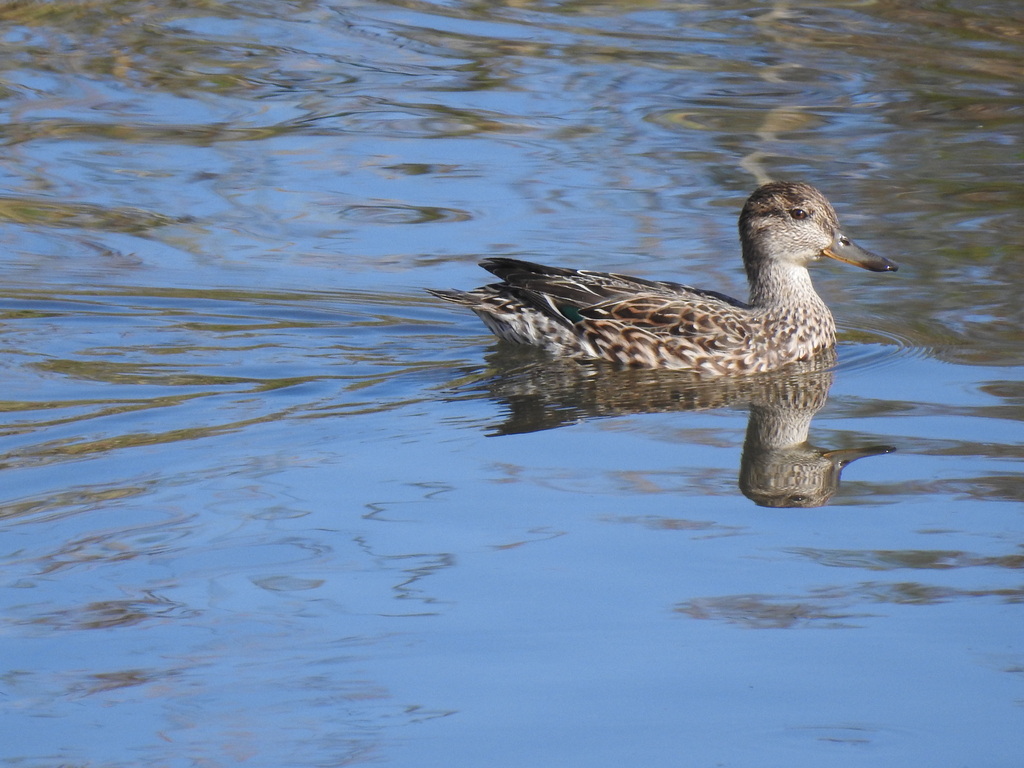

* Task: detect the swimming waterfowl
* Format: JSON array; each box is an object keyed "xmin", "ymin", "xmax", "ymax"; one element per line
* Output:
[{"xmin": 428, "ymin": 182, "xmax": 897, "ymax": 375}]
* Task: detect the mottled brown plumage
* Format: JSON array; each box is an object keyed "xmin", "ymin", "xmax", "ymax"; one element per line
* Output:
[{"xmin": 428, "ymin": 182, "xmax": 897, "ymax": 375}]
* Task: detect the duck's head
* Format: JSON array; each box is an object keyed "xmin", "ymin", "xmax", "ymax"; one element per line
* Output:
[{"xmin": 739, "ymin": 181, "xmax": 897, "ymax": 275}]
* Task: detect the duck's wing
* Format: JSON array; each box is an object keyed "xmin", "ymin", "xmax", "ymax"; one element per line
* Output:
[
  {"xmin": 479, "ymin": 257, "xmax": 748, "ymax": 320},
  {"xmin": 480, "ymin": 257, "xmax": 678, "ymax": 304},
  {"xmin": 563, "ymin": 293, "xmax": 759, "ymax": 370},
  {"xmin": 579, "ymin": 292, "xmax": 755, "ymax": 346},
  {"xmin": 483, "ymin": 260, "xmax": 757, "ymax": 367}
]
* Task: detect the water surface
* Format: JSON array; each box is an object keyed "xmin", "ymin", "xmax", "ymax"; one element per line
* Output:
[{"xmin": 0, "ymin": 1, "xmax": 1021, "ymax": 766}]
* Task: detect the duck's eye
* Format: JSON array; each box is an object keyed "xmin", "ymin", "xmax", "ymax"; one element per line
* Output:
[{"xmin": 789, "ymin": 208, "xmax": 808, "ymax": 220}]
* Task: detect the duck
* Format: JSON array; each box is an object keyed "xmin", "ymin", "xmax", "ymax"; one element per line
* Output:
[{"xmin": 427, "ymin": 182, "xmax": 897, "ymax": 375}]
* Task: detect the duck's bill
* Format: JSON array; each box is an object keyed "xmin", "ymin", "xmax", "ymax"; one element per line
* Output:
[{"xmin": 823, "ymin": 233, "xmax": 898, "ymax": 272}]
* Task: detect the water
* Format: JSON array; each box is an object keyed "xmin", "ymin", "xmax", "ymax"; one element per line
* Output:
[{"xmin": 0, "ymin": 1, "xmax": 1021, "ymax": 766}]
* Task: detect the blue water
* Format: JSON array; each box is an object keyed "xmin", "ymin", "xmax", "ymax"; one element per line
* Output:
[{"xmin": 0, "ymin": 1, "xmax": 1021, "ymax": 766}]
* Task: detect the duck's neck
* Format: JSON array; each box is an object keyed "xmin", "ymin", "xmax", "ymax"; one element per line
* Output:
[
  {"xmin": 742, "ymin": 247, "xmax": 838, "ymax": 359},
  {"xmin": 744, "ymin": 251, "xmax": 827, "ymax": 312}
]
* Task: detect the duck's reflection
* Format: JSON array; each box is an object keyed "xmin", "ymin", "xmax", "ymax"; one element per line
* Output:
[
  {"xmin": 736, "ymin": 367, "xmax": 894, "ymax": 507},
  {"xmin": 455, "ymin": 347, "xmax": 893, "ymax": 508}
]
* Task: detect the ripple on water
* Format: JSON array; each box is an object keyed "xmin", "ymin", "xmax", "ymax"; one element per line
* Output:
[
  {"xmin": 340, "ymin": 204, "xmax": 472, "ymax": 224},
  {"xmin": 836, "ymin": 324, "xmax": 938, "ymax": 375},
  {"xmin": 0, "ymin": 287, "xmax": 458, "ymax": 473},
  {"xmin": 772, "ymin": 723, "xmax": 920, "ymax": 753}
]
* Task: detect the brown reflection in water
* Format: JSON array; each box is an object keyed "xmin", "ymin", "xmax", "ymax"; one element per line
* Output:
[
  {"xmin": 71, "ymin": 668, "xmax": 170, "ymax": 696},
  {"xmin": 678, "ymin": 581, "xmax": 1024, "ymax": 630},
  {"xmin": 789, "ymin": 547, "xmax": 1024, "ymax": 571},
  {"xmin": 601, "ymin": 515, "xmax": 745, "ymax": 540},
  {"xmin": 28, "ymin": 594, "xmax": 195, "ymax": 631},
  {"xmin": 452, "ymin": 347, "xmax": 893, "ymax": 507},
  {"xmin": 680, "ymin": 589, "xmax": 874, "ymax": 630},
  {"xmin": 0, "ymin": 196, "xmax": 182, "ymax": 233}
]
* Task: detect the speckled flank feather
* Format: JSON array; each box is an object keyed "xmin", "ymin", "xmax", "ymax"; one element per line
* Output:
[{"xmin": 428, "ymin": 182, "xmax": 897, "ymax": 375}]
